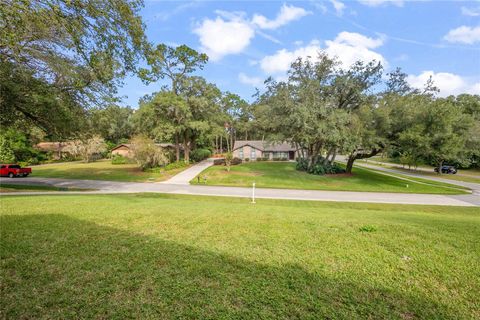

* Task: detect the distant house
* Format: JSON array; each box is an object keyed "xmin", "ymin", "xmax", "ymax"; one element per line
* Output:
[
  {"xmin": 35, "ymin": 142, "xmax": 74, "ymax": 159},
  {"xmin": 232, "ymin": 140, "xmax": 301, "ymax": 161},
  {"xmin": 111, "ymin": 143, "xmax": 178, "ymax": 158}
]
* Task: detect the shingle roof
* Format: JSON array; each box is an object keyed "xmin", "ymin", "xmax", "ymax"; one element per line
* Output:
[
  {"xmin": 111, "ymin": 143, "xmax": 178, "ymax": 151},
  {"xmin": 232, "ymin": 140, "xmax": 297, "ymax": 152}
]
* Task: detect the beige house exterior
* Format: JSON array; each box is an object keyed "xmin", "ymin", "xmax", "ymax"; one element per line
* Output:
[
  {"xmin": 35, "ymin": 142, "xmax": 75, "ymax": 160},
  {"xmin": 111, "ymin": 143, "xmax": 178, "ymax": 158},
  {"xmin": 232, "ymin": 140, "xmax": 301, "ymax": 161},
  {"xmin": 111, "ymin": 144, "xmax": 132, "ymax": 157}
]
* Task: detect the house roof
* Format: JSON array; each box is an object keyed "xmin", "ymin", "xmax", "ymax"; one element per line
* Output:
[
  {"xmin": 233, "ymin": 140, "xmax": 298, "ymax": 152},
  {"xmin": 111, "ymin": 143, "xmax": 179, "ymax": 151},
  {"xmin": 35, "ymin": 142, "xmax": 72, "ymax": 152}
]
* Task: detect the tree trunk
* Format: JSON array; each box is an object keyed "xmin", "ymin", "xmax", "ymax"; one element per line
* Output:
[
  {"xmin": 175, "ymin": 134, "xmax": 180, "ymax": 162},
  {"xmin": 346, "ymin": 155, "xmax": 356, "ymax": 174},
  {"xmin": 220, "ymin": 135, "xmax": 223, "ymax": 154},
  {"xmin": 330, "ymin": 149, "xmax": 337, "ymax": 164},
  {"xmin": 437, "ymin": 160, "xmax": 443, "ymax": 175}
]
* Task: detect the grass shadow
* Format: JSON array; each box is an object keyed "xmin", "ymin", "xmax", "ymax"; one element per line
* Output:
[{"xmin": 0, "ymin": 214, "xmax": 465, "ymax": 319}]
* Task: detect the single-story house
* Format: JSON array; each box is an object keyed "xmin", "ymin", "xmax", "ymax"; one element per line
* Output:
[
  {"xmin": 111, "ymin": 143, "xmax": 179, "ymax": 158},
  {"xmin": 35, "ymin": 142, "xmax": 74, "ymax": 159},
  {"xmin": 232, "ymin": 140, "xmax": 302, "ymax": 161}
]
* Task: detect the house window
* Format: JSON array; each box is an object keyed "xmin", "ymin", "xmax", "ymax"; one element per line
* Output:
[
  {"xmin": 251, "ymin": 148, "xmax": 256, "ymax": 160},
  {"xmin": 239, "ymin": 147, "xmax": 244, "ymax": 159}
]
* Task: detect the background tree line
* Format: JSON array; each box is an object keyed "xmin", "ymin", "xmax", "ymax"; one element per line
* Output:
[{"xmin": 1, "ymin": 1, "xmax": 478, "ymax": 174}]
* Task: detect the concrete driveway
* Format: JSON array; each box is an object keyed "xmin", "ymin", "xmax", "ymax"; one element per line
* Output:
[
  {"xmin": 1, "ymin": 176, "xmax": 478, "ymax": 207},
  {"xmin": 160, "ymin": 158, "xmax": 215, "ymax": 185}
]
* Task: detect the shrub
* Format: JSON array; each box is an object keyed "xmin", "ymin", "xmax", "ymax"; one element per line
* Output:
[
  {"xmin": 232, "ymin": 157, "xmax": 242, "ymax": 165},
  {"xmin": 244, "ymin": 158, "xmax": 250, "ymax": 162},
  {"xmin": 213, "ymin": 158, "xmax": 225, "ymax": 165},
  {"xmin": 296, "ymin": 157, "xmax": 346, "ymax": 175},
  {"xmin": 256, "ymin": 157, "xmax": 269, "ymax": 161},
  {"xmin": 191, "ymin": 148, "xmax": 212, "ymax": 162},
  {"xmin": 111, "ymin": 154, "xmax": 128, "ymax": 165},
  {"xmin": 272, "ymin": 157, "xmax": 288, "ymax": 161},
  {"xmin": 130, "ymin": 135, "xmax": 169, "ymax": 171}
]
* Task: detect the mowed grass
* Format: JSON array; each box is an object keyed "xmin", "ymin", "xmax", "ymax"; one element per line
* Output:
[
  {"xmin": 1, "ymin": 194, "xmax": 479, "ymax": 319},
  {"xmin": 0, "ymin": 183, "xmax": 90, "ymax": 193},
  {"xmin": 30, "ymin": 160, "xmax": 189, "ymax": 182},
  {"xmin": 195, "ymin": 162, "xmax": 468, "ymax": 194}
]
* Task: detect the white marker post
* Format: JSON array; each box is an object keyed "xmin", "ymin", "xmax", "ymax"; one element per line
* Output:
[{"xmin": 251, "ymin": 182, "xmax": 256, "ymax": 204}]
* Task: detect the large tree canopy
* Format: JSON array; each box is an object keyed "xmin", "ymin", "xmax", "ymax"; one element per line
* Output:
[{"xmin": 0, "ymin": 0, "xmax": 147, "ymax": 135}]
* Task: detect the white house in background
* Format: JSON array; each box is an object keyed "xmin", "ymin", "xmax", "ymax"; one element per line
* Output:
[{"xmin": 232, "ymin": 140, "xmax": 302, "ymax": 161}]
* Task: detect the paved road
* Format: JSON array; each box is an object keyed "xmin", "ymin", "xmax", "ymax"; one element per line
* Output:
[
  {"xmin": 1, "ymin": 177, "xmax": 478, "ymax": 207},
  {"xmin": 352, "ymin": 161, "xmax": 480, "ymax": 193},
  {"xmin": 160, "ymin": 158, "xmax": 215, "ymax": 184},
  {"xmin": 361, "ymin": 159, "xmax": 478, "ymax": 179}
]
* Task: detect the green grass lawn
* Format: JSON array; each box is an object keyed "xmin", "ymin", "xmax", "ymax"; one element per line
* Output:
[
  {"xmin": 1, "ymin": 194, "xmax": 479, "ymax": 319},
  {"xmin": 30, "ymin": 160, "xmax": 189, "ymax": 182},
  {"xmin": 194, "ymin": 162, "xmax": 468, "ymax": 194},
  {"xmin": 0, "ymin": 183, "xmax": 91, "ymax": 193}
]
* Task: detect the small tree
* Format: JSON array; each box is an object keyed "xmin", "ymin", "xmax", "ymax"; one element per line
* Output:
[
  {"xmin": 0, "ymin": 135, "xmax": 15, "ymax": 163},
  {"xmin": 64, "ymin": 135, "xmax": 106, "ymax": 162},
  {"xmin": 224, "ymin": 152, "xmax": 233, "ymax": 172},
  {"xmin": 130, "ymin": 136, "xmax": 169, "ymax": 170}
]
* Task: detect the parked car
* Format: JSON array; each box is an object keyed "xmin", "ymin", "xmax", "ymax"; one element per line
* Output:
[
  {"xmin": 434, "ymin": 165, "xmax": 457, "ymax": 174},
  {"xmin": 0, "ymin": 164, "xmax": 32, "ymax": 178}
]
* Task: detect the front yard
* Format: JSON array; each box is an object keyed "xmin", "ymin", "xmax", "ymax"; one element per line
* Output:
[
  {"xmin": 193, "ymin": 162, "xmax": 468, "ymax": 194},
  {"xmin": 1, "ymin": 194, "xmax": 479, "ymax": 319},
  {"xmin": 29, "ymin": 160, "xmax": 189, "ymax": 182}
]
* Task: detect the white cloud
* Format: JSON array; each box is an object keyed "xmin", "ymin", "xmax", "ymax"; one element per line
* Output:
[
  {"xmin": 330, "ymin": 0, "xmax": 346, "ymax": 16},
  {"xmin": 260, "ymin": 40, "xmax": 322, "ymax": 74},
  {"xmin": 443, "ymin": 25, "xmax": 480, "ymax": 44},
  {"xmin": 407, "ymin": 71, "xmax": 480, "ymax": 97},
  {"xmin": 461, "ymin": 6, "xmax": 480, "ymax": 17},
  {"xmin": 324, "ymin": 32, "xmax": 386, "ymax": 67},
  {"xmin": 358, "ymin": 0, "xmax": 404, "ymax": 7},
  {"xmin": 239, "ymin": 73, "xmax": 263, "ymax": 87},
  {"xmin": 193, "ymin": 14, "xmax": 255, "ymax": 61},
  {"xmin": 193, "ymin": 5, "xmax": 310, "ymax": 61},
  {"xmin": 259, "ymin": 32, "xmax": 387, "ymax": 74},
  {"xmin": 252, "ymin": 4, "xmax": 311, "ymax": 30}
]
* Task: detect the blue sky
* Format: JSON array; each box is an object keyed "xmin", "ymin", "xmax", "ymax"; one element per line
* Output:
[{"xmin": 119, "ymin": 0, "xmax": 480, "ymax": 107}]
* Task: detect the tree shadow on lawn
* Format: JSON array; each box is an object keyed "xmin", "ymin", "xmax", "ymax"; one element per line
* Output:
[{"xmin": 1, "ymin": 214, "xmax": 461, "ymax": 319}]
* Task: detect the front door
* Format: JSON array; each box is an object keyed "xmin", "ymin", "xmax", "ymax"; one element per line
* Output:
[{"xmin": 288, "ymin": 151, "xmax": 295, "ymax": 160}]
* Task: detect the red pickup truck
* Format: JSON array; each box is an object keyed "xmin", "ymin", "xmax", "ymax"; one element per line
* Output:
[{"xmin": 0, "ymin": 164, "xmax": 32, "ymax": 178}]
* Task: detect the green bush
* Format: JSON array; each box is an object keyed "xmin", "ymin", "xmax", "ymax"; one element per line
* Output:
[
  {"xmin": 191, "ymin": 148, "xmax": 212, "ymax": 162},
  {"xmin": 296, "ymin": 157, "xmax": 346, "ymax": 175},
  {"xmin": 272, "ymin": 157, "xmax": 288, "ymax": 161},
  {"xmin": 111, "ymin": 154, "xmax": 129, "ymax": 165}
]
